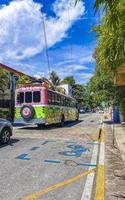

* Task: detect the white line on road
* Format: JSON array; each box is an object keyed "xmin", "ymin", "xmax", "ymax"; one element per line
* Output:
[{"xmin": 80, "ymin": 143, "xmax": 98, "ymax": 200}]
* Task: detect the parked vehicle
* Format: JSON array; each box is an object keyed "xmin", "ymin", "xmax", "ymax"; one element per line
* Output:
[
  {"xmin": 92, "ymin": 109, "xmax": 96, "ymax": 113},
  {"xmin": 79, "ymin": 108, "xmax": 86, "ymax": 114},
  {"xmin": 99, "ymin": 109, "xmax": 104, "ymax": 113},
  {"xmin": 0, "ymin": 119, "xmax": 13, "ymax": 144},
  {"xmin": 15, "ymin": 82, "xmax": 79, "ymax": 127}
]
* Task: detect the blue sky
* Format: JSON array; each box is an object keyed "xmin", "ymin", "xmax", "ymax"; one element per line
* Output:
[{"xmin": 0, "ymin": 0, "xmax": 98, "ymax": 84}]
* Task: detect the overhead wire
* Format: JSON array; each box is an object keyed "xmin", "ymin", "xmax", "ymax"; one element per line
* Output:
[
  {"xmin": 67, "ymin": 2, "xmax": 73, "ymax": 61},
  {"xmin": 41, "ymin": 10, "xmax": 51, "ymax": 76}
]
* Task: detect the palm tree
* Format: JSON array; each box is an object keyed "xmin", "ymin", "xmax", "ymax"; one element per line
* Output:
[
  {"xmin": 62, "ymin": 76, "xmax": 75, "ymax": 86},
  {"xmin": 94, "ymin": 0, "xmax": 120, "ymax": 12},
  {"xmin": 50, "ymin": 71, "xmax": 60, "ymax": 86},
  {"xmin": 41, "ymin": 72, "xmax": 66, "ymax": 94}
]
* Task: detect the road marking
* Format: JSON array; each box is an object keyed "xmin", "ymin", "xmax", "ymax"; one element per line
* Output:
[
  {"xmin": 21, "ymin": 168, "xmax": 96, "ymax": 200},
  {"xmin": 16, "ymin": 154, "xmax": 30, "ymax": 160},
  {"xmin": 94, "ymin": 165, "xmax": 104, "ymax": 200},
  {"xmin": 87, "ymin": 142, "xmax": 99, "ymax": 145},
  {"xmin": 41, "ymin": 140, "xmax": 56, "ymax": 145},
  {"xmin": 94, "ymin": 126, "xmax": 105, "ymax": 200},
  {"xmin": 66, "ymin": 141, "xmax": 76, "ymax": 143},
  {"xmin": 44, "ymin": 159, "xmax": 61, "ymax": 163},
  {"xmin": 44, "ymin": 159, "xmax": 96, "ymax": 167},
  {"xmin": 79, "ymin": 163, "xmax": 97, "ymax": 167},
  {"xmin": 59, "ymin": 144, "xmax": 89, "ymax": 157},
  {"xmin": 30, "ymin": 147, "xmax": 39, "ymax": 151},
  {"xmin": 80, "ymin": 143, "xmax": 98, "ymax": 200}
]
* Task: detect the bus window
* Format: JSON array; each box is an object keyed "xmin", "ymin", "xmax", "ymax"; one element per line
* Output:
[
  {"xmin": 57, "ymin": 94, "xmax": 60, "ymax": 106},
  {"xmin": 55, "ymin": 94, "xmax": 58, "ymax": 105},
  {"xmin": 33, "ymin": 91, "xmax": 40, "ymax": 103},
  {"xmin": 25, "ymin": 92, "xmax": 32, "ymax": 103},
  {"xmin": 66, "ymin": 98, "xmax": 69, "ymax": 107},
  {"xmin": 61, "ymin": 96, "xmax": 64, "ymax": 106},
  {"xmin": 17, "ymin": 92, "xmax": 24, "ymax": 104},
  {"xmin": 48, "ymin": 91, "xmax": 51, "ymax": 104},
  {"xmin": 51, "ymin": 92, "xmax": 55, "ymax": 104}
]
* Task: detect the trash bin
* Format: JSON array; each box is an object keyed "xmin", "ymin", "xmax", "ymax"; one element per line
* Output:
[{"xmin": 113, "ymin": 106, "xmax": 120, "ymax": 123}]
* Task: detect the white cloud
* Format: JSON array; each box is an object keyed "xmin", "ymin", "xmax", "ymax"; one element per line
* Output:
[
  {"xmin": 54, "ymin": 63, "xmax": 89, "ymax": 80},
  {"xmin": 67, "ymin": 65, "xmax": 88, "ymax": 71},
  {"xmin": 80, "ymin": 55, "xmax": 94, "ymax": 63},
  {"xmin": 82, "ymin": 73, "xmax": 93, "ymax": 79},
  {"xmin": 0, "ymin": 0, "xmax": 85, "ymax": 61}
]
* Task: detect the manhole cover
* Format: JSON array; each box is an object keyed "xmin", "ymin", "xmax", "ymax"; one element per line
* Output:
[{"xmin": 64, "ymin": 160, "xmax": 78, "ymax": 167}]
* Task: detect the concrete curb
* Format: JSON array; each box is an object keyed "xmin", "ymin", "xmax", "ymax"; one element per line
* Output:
[{"xmin": 94, "ymin": 119, "xmax": 105, "ymax": 200}]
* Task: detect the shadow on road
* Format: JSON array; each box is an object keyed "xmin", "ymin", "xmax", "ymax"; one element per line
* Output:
[
  {"xmin": 104, "ymin": 120, "xmax": 113, "ymax": 125},
  {"xmin": 0, "ymin": 138, "xmax": 20, "ymax": 148},
  {"xmin": 104, "ymin": 120, "xmax": 121, "ymax": 126},
  {"xmin": 18, "ymin": 120, "xmax": 83, "ymax": 131}
]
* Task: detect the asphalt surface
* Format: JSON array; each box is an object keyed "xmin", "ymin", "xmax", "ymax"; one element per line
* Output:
[{"xmin": 0, "ymin": 113, "xmax": 102, "ymax": 200}]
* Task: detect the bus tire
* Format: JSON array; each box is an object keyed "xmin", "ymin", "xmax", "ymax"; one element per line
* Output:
[
  {"xmin": 20, "ymin": 105, "xmax": 35, "ymax": 121},
  {"xmin": 60, "ymin": 115, "xmax": 65, "ymax": 127}
]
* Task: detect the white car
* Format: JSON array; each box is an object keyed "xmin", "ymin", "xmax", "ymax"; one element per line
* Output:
[
  {"xmin": 0, "ymin": 119, "xmax": 13, "ymax": 144},
  {"xmin": 99, "ymin": 110, "xmax": 104, "ymax": 113}
]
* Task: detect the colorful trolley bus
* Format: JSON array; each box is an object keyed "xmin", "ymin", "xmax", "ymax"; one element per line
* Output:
[{"xmin": 14, "ymin": 82, "xmax": 79, "ymax": 126}]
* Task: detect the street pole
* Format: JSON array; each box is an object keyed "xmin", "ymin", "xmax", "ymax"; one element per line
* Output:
[{"xmin": 9, "ymin": 73, "xmax": 15, "ymax": 122}]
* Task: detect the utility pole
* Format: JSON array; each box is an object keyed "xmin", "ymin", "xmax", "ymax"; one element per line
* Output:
[{"xmin": 9, "ymin": 73, "xmax": 15, "ymax": 122}]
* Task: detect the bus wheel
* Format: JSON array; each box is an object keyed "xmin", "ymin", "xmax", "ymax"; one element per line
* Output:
[
  {"xmin": 60, "ymin": 115, "xmax": 65, "ymax": 127},
  {"xmin": 37, "ymin": 124, "xmax": 45, "ymax": 129}
]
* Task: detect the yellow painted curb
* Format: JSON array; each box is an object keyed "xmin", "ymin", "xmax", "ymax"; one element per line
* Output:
[
  {"xmin": 101, "ymin": 130, "xmax": 105, "ymax": 143},
  {"xmin": 21, "ymin": 168, "xmax": 96, "ymax": 200},
  {"xmin": 94, "ymin": 165, "xmax": 105, "ymax": 200},
  {"xmin": 95, "ymin": 126, "xmax": 105, "ymax": 200}
]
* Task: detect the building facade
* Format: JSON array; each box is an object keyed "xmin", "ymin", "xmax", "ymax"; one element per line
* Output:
[{"xmin": 0, "ymin": 63, "xmax": 34, "ymax": 121}]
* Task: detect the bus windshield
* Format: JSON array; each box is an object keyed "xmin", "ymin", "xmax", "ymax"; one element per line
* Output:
[{"xmin": 17, "ymin": 91, "xmax": 41, "ymax": 104}]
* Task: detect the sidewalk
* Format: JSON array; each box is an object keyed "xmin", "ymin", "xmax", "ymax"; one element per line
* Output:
[
  {"xmin": 104, "ymin": 119, "xmax": 125, "ymax": 199},
  {"xmin": 114, "ymin": 124, "xmax": 125, "ymax": 166}
]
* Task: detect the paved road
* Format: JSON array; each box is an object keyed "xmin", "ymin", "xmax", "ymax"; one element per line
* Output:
[{"xmin": 0, "ymin": 113, "xmax": 102, "ymax": 200}]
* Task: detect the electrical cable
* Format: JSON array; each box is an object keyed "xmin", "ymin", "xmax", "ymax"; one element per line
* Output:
[
  {"xmin": 67, "ymin": 3, "xmax": 73, "ymax": 61},
  {"xmin": 41, "ymin": 11, "xmax": 51, "ymax": 76}
]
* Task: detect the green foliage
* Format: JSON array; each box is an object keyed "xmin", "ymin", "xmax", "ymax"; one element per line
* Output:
[
  {"xmin": 74, "ymin": 0, "xmax": 80, "ymax": 6},
  {"xmin": 92, "ymin": 0, "xmax": 125, "ymax": 115},
  {"xmin": 62, "ymin": 76, "xmax": 75, "ymax": 86},
  {"xmin": 0, "ymin": 68, "xmax": 8, "ymax": 92},
  {"xmin": 72, "ymin": 84, "xmax": 86, "ymax": 106},
  {"xmin": 50, "ymin": 71, "xmax": 60, "ymax": 86},
  {"xmin": 62, "ymin": 76, "xmax": 86, "ymax": 106},
  {"xmin": 94, "ymin": 0, "xmax": 125, "ymax": 72},
  {"xmin": 87, "ymin": 69, "xmax": 115, "ymax": 108},
  {"xmin": 17, "ymin": 75, "xmax": 30, "ymax": 85}
]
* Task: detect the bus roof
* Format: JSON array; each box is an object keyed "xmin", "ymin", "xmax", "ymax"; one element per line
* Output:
[{"xmin": 16, "ymin": 82, "xmax": 76, "ymax": 101}]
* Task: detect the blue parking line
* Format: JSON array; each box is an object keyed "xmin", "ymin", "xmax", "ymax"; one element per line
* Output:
[
  {"xmin": 78, "ymin": 163, "xmax": 97, "ymax": 167},
  {"xmin": 42, "ymin": 140, "xmax": 56, "ymax": 145},
  {"xmin": 16, "ymin": 154, "xmax": 30, "ymax": 160},
  {"xmin": 44, "ymin": 159, "xmax": 96, "ymax": 167},
  {"xmin": 44, "ymin": 159, "xmax": 61, "ymax": 164},
  {"xmin": 30, "ymin": 147, "xmax": 39, "ymax": 151},
  {"xmin": 42, "ymin": 141, "xmax": 49, "ymax": 145},
  {"xmin": 87, "ymin": 142, "xmax": 99, "ymax": 145},
  {"xmin": 66, "ymin": 141, "xmax": 76, "ymax": 144}
]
